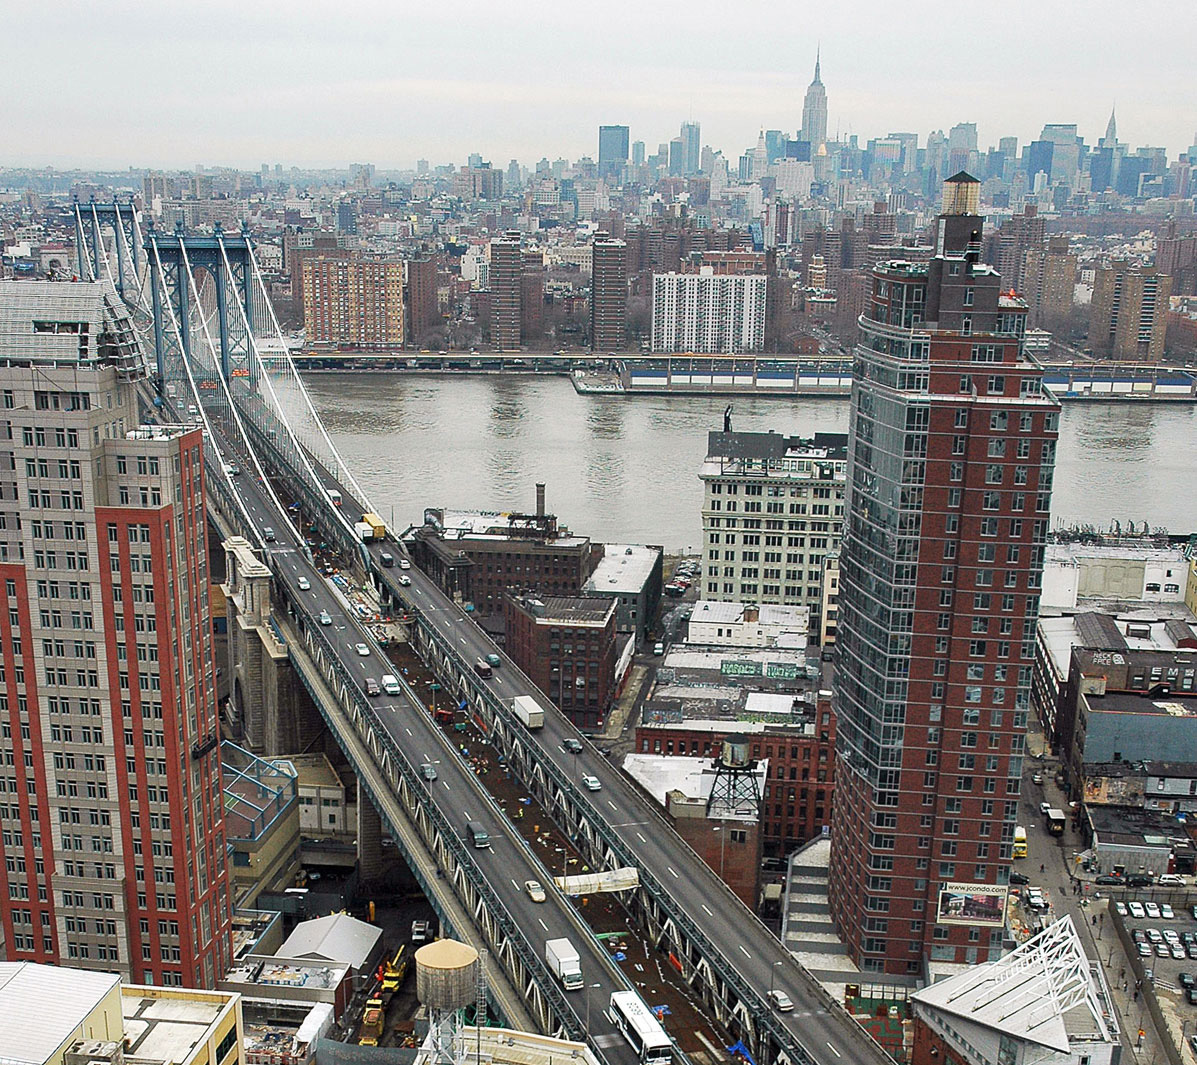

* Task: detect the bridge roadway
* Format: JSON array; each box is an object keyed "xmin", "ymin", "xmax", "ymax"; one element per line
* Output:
[
  {"xmin": 363, "ymin": 537, "xmax": 886, "ymax": 1065},
  {"xmin": 211, "ymin": 436, "xmax": 642, "ymax": 1065},
  {"xmin": 212, "ymin": 402, "xmax": 890, "ymax": 1065}
]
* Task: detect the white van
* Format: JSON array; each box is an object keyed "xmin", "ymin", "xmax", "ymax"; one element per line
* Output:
[{"xmin": 381, "ymin": 674, "xmax": 401, "ymax": 695}]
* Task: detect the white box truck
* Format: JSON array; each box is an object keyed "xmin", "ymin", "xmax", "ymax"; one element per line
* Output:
[
  {"xmin": 545, "ymin": 938, "xmax": 582, "ymax": 990},
  {"xmin": 512, "ymin": 695, "xmax": 544, "ymax": 730},
  {"xmin": 354, "ymin": 521, "xmax": 374, "ymax": 543}
]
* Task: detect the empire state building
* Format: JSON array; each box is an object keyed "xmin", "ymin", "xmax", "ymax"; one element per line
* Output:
[{"xmin": 801, "ymin": 50, "xmax": 828, "ymax": 150}]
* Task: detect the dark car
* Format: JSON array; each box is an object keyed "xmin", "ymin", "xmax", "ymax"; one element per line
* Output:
[
  {"xmin": 1009, "ymin": 871, "xmax": 1030, "ymax": 885},
  {"xmin": 562, "ymin": 738, "xmax": 583, "ymax": 754},
  {"xmin": 1180, "ymin": 972, "xmax": 1196, "ymax": 990},
  {"xmin": 1095, "ymin": 875, "xmax": 1124, "ymax": 886},
  {"xmin": 1127, "ymin": 873, "xmax": 1154, "ymax": 887},
  {"xmin": 1187, "ymin": 987, "xmax": 1197, "ymax": 1006}
]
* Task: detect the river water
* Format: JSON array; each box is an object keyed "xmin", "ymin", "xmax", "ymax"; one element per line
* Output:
[{"xmin": 305, "ymin": 372, "xmax": 1197, "ymax": 552}]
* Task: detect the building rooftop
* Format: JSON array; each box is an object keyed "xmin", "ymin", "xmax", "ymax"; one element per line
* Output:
[
  {"xmin": 1087, "ymin": 804, "xmax": 1182, "ymax": 848},
  {"xmin": 424, "ymin": 508, "xmax": 588, "ymax": 547},
  {"xmin": 622, "ymin": 752, "xmax": 766, "ymax": 820},
  {"xmin": 0, "ymin": 961, "xmax": 120, "ymax": 1065},
  {"xmin": 514, "ymin": 595, "xmax": 615, "ymax": 625},
  {"xmin": 278, "ymin": 912, "xmax": 382, "ymax": 972},
  {"xmin": 703, "ymin": 430, "xmax": 849, "ymax": 470},
  {"xmin": 912, "ymin": 916, "xmax": 1116, "ymax": 1057},
  {"xmin": 121, "ymin": 986, "xmax": 240, "ymax": 1064},
  {"xmin": 585, "ymin": 543, "xmax": 660, "ymax": 595}
]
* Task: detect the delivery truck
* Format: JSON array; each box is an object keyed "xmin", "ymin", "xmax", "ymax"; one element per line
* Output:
[
  {"xmin": 545, "ymin": 937, "xmax": 582, "ymax": 990},
  {"xmin": 362, "ymin": 513, "xmax": 386, "ymax": 540},
  {"xmin": 513, "ymin": 695, "xmax": 544, "ymax": 730}
]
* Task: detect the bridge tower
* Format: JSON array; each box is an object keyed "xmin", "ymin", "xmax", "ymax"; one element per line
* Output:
[
  {"xmin": 73, "ymin": 199, "xmax": 142, "ymax": 297},
  {"xmin": 145, "ymin": 222, "xmax": 256, "ymax": 386}
]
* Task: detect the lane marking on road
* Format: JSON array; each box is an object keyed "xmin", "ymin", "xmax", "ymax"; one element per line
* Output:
[
  {"xmin": 826, "ymin": 1044, "xmax": 840, "ymax": 1059},
  {"xmin": 607, "ymin": 800, "xmax": 617, "ymax": 811},
  {"xmin": 511, "ymin": 879, "xmax": 519, "ymax": 889},
  {"xmin": 539, "ymin": 919, "xmax": 548, "ymax": 931},
  {"xmin": 668, "ymin": 867, "xmax": 678, "ymax": 879},
  {"xmin": 701, "ymin": 904, "xmax": 713, "ymax": 917},
  {"xmin": 739, "ymin": 945, "xmax": 751, "ymax": 959},
  {"xmin": 404, "ymin": 728, "xmax": 412, "ymax": 736}
]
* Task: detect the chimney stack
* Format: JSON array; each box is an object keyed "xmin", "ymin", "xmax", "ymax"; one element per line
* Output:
[{"xmin": 536, "ymin": 483, "xmax": 546, "ymax": 519}]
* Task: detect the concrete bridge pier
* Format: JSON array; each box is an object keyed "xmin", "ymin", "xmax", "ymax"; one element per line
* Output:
[{"xmin": 357, "ymin": 779, "xmax": 385, "ymax": 885}]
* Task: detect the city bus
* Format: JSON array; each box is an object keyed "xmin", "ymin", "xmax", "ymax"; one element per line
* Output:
[
  {"xmin": 1045, "ymin": 809, "xmax": 1067, "ymax": 837},
  {"xmin": 1012, "ymin": 826, "xmax": 1028, "ymax": 859},
  {"xmin": 609, "ymin": 991, "xmax": 673, "ymax": 1065}
]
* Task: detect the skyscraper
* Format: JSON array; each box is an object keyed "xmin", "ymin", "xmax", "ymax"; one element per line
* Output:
[
  {"xmin": 590, "ymin": 232, "xmax": 627, "ymax": 353},
  {"xmin": 598, "ymin": 125, "xmax": 630, "ymax": 183},
  {"xmin": 406, "ymin": 256, "xmax": 441, "ymax": 344},
  {"xmin": 800, "ymin": 50, "xmax": 828, "ymax": 150},
  {"xmin": 489, "ymin": 231, "xmax": 523, "ymax": 350},
  {"xmin": 680, "ymin": 121, "xmax": 702, "ymax": 175},
  {"xmin": 828, "ymin": 177, "xmax": 1060, "ymax": 976},
  {"xmin": 0, "ymin": 280, "xmax": 232, "ymax": 987}
]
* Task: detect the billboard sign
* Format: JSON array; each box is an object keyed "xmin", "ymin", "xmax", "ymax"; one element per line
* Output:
[
  {"xmin": 720, "ymin": 660, "xmax": 762, "ymax": 677},
  {"xmin": 936, "ymin": 883, "xmax": 1008, "ymax": 927}
]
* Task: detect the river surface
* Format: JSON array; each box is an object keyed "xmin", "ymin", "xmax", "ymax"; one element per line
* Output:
[{"xmin": 305, "ymin": 372, "xmax": 1197, "ymax": 551}]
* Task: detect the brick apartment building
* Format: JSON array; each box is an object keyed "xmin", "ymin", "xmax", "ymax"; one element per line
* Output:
[
  {"xmin": 828, "ymin": 174, "xmax": 1060, "ymax": 976},
  {"xmin": 504, "ymin": 594, "xmax": 617, "ymax": 731}
]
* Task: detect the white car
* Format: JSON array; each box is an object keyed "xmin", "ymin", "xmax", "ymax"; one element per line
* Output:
[
  {"xmin": 355, "ymin": 643, "xmax": 370, "ymax": 657},
  {"xmin": 1164, "ymin": 929, "xmax": 1180, "ymax": 943},
  {"xmin": 1145, "ymin": 901, "xmax": 1162, "ymax": 919},
  {"xmin": 399, "ymin": 558, "xmax": 411, "ymax": 570},
  {"xmin": 524, "ymin": 880, "xmax": 546, "ymax": 903},
  {"xmin": 298, "ymin": 577, "xmax": 311, "ymax": 591},
  {"xmin": 318, "ymin": 610, "xmax": 332, "ymax": 626},
  {"xmin": 1159, "ymin": 873, "xmax": 1187, "ymax": 886},
  {"xmin": 1163, "ymin": 904, "xmax": 1176, "ymax": 920},
  {"xmin": 581, "ymin": 774, "xmax": 602, "ymax": 792},
  {"xmin": 1039, "ymin": 801, "xmax": 1051, "ymax": 815},
  {"xmin": 767, "ymin": 989, "xmax": 795, "ymax": 1012},
  {"xmin": 1129, "ymin": 901, "xmax": 1146, "ymax": 919},
  {"xmin": 398, "ymin": 574, "xmax": 411, "ymax": 586}
]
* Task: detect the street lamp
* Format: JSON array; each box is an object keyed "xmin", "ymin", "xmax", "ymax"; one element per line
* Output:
[{"xmin": 585, "ymin": 982, "xmax": 602, "ymax": 1033}]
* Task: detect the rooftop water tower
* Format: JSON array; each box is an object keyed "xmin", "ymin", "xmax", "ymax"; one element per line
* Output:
[{"xmin": 416, "ymin": 939, "xmax": 482, "ymax": 1065}]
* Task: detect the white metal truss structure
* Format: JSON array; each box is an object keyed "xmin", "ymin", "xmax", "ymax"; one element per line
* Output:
[{"xmin": 940, "ymin": 915, "xmax": 1114, "ymax": 1044}]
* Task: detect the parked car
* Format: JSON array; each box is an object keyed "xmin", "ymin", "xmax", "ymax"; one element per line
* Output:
[
  {"xmin": 1114, "ymin": 901, "xmax": 1128, "ymax": 916},
  {"xmin": 1129, "ymin": 901, "xmax": 1146, "ymax": 919},
  {"xmin": 1096, "ymin": 875, "xmax": 1124, "ymax": 886},
  {"xmin": 1159, "ymin": 874, "xmax": 1187, "ymax": 886},
  {"xmin": 1163, "ymin": 904, "xmax": 1176, "ymax": 920},
  {"xmin": 1127, "ymin": 873, "xmax": 1154, "ymax": 887},
  {"xmin": 1132, "ymin": 929, "xmax": 1147, "ymax": 944},
  {"xmin": 1032, "ymin": 772, "xmax": 1044, "ymax": 785},
  {"xmin": 1147, "ymin": 927, "xmax": 1163, "ymax": 943},
  {"xmin": 1157, "ymin": 943, "xmax": 1171, "ymax": 957},
  {"xmin": 1137, "ymin": 942, "xmax": 1153, "ymax": 957},
  {"xmin": 1010, "ymin": 871, "xmax": 1030, "ymax": 885},
  {"xmin": 1173, "ymin": 944, "xmax": 1187, "ymax": 960},
  {"xmin": 1179, "ymin": 972, "xmax": 1196, "ymax": 990},
  {"xmin": 1145, "ymin": 902, "xmax": 1162, "ymax": 919},
  {"xmin": 1187, "ymin": 987, "xmax": 1197, "ymax": 1006}
]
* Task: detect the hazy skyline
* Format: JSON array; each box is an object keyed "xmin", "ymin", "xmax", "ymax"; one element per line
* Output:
[{"xmin": 6, "ymin": 0, "xmax": 1195, "ymax": 171}]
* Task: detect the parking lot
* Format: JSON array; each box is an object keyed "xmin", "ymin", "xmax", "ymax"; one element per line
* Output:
[{"xmin": 1112, "ymin": 896, "xmax": 1197, "ymax": 1057}]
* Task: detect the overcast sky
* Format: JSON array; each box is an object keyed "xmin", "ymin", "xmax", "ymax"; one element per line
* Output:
[{"xmin": 5, "ymin": 0, "xmax": 1195, "ymax": 171}]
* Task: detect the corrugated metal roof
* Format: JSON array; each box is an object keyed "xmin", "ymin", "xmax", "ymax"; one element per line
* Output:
[
  {"xmin": 1074, "ymin": 612, "xmax": 1127, "ymax": 651},
  {"xmin": 0, "ymin": 961, "xmax": 120, "ymax": 1064}
]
